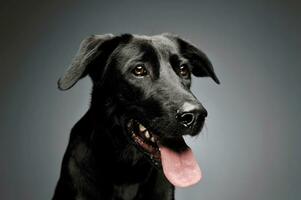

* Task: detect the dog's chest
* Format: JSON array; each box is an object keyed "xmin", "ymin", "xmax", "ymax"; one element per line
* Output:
[{"xmin": 113, "ymin": 183, "xmax": 139, "ymax": 200}]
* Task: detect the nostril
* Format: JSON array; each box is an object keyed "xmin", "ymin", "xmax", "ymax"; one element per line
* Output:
[{"xmin": 178, "ymin": 112, "xmax": 195, "ymax": 127}]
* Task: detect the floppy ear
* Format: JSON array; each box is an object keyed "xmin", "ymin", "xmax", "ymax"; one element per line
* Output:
[
  {"xmin": 164, "ymin": 34, "xmax": 220, "ymax": 84},
  {"xmin": 57, "ymin": 34, "xmax": 114, "ymax": 90}
]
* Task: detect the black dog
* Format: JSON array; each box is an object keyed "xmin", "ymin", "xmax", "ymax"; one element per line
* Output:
[{"xmin": 53, "ymin": 33, "xmax": 219, "ymax": 200}]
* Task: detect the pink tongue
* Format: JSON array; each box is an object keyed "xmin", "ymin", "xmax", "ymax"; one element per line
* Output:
[{"xmin": 159, "ymin": 143, "xmax": 202, "ymax": 187}]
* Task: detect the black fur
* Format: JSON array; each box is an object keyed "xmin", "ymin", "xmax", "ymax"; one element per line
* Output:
[{"xmin": 53, "ymin": 33, "xmax": 219, "ymax": 200}]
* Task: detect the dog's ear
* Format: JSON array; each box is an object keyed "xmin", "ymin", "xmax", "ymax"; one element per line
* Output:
[
  {"xmin": 164, "ymin": 34, "xmax": 220, "ymax": 84},
  {"xmin": 58, "ymin": 34, "xmax": 116, "ymax": 90}
]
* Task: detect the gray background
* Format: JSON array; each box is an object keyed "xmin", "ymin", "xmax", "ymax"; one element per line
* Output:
[{"xmin": 1, "ymin": 0, "xmax": 300, "ymax": 199}]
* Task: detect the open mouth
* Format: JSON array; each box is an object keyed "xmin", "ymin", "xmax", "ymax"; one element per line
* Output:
[
  {"xmin": 127, "ymin": 119, "xmax": 161, "ymax": 162},
  {"xmin": 127, "ymin": 119, "xmax": 203, "ymax": 188}
]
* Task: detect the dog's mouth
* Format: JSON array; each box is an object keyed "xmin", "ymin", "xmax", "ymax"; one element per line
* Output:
[
  {"xmin": 127, "ymin": 119, "xmax": 202, "ymax": 187},
  {"xmin": 127, "ymin": 119, "xmax": 161, "ymax": 162}
]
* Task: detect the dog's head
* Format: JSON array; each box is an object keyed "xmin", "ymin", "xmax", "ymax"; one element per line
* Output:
[{"xmin": 58, "ymin": 33, "xmax": 219, "ymax": 187}]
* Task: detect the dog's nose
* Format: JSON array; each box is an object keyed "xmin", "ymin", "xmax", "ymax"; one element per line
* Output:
[{"xmin": 176, "ymin": 102, "xmax": 207, "ymax": 127}]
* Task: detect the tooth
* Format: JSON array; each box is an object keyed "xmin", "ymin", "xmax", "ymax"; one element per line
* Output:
[
  {"xmin": 150, "ymin": 136, "xmax": 155, "ymax": 143},
  {"xmin": 139, "ymin": 123, "xmax": 146, "ymax": 132},
  {"xmin": 145, "ymin": 131, "xmax": 150, "ymax": 139}
]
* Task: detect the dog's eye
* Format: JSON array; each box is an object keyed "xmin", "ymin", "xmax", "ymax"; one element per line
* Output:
[
  {"xmin": 132, "ymin": 65, "xmax": 147, "ymax": 77},
  {"xmin": 179, "ymin": 64, "xmax": 190, "ymax": 77}
]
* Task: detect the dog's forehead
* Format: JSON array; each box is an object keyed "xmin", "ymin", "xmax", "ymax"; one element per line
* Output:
[
  {"xmin": 148, "ymin": 35, "xmax": 179, "ymax": 55},
  {"xmin": 119, "ymin": 34, "xmax": 179, "ymax": 59}
]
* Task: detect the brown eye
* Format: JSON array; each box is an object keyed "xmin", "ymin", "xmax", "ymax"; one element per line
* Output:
[
  {"xmin": 132, "ymin": 65, "xmax": 147, "ymax": 77},
  {"xmin": 179, "ymin": 64, "xmax": 190, "ymax": 77}
]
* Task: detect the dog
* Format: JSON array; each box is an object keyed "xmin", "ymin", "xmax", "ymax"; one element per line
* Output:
[{"xmin": 53, "ymin": 33, "xmax": 219, "ymax": 200}]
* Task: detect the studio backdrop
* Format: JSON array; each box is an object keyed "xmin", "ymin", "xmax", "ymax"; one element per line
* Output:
[{"xmin": 0, "ymin": 0, "xmax": 300, "ymax": 199}]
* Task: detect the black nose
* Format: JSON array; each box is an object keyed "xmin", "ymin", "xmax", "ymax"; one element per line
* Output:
[{"xmin": 176, "ymin": 102, "xmax": 207, "ymax": 128}]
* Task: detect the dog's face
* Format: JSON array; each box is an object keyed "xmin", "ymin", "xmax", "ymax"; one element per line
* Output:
[{"xmin": 58, "ymin": 33, "xmax": 219, "ymax": 187}]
